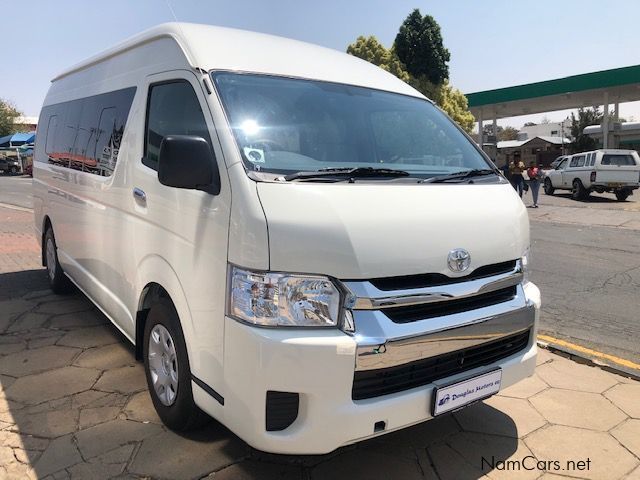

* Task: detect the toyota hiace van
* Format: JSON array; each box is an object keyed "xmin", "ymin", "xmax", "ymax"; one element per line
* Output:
[{"xmin": 34, "ymin": 23, "xmax": 540, "ymax": 454}]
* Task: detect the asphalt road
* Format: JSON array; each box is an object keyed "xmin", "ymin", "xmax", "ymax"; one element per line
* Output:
[
  {"xmin": 1, "ymin": 175, "xmax": 638, "ymax": 366},
  {"xmin": 530, "ymin": 221, "xmax": 640, "ymax": 365},
  {"xmin": 0, "ymin": 175, "xmax": 33, "ymax": 209}
]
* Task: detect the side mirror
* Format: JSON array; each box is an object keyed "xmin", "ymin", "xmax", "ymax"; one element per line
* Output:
[{"xmin": 158, "ymin": 135, "xmax": 221, "ymax": 195}]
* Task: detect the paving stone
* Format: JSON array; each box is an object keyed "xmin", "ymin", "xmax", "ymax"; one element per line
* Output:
[
  {"xmin": 75, "ymin": 419, "xmax": 162, "ymax": 459},
  {"xmin": 212, "ymin": 460, "xmax": 303, "ymax": 479},
  {"xmin": 454, "ymin": 396, "xmax": 546, "ymax": 437},
  {"xmin": 12, "ymin": 408, "xmax": 78, "ymax": 438},
  {"xmin": 360, "ymin": 413, "xmax": 459, "ymax": 459},
  {"xmin": 33, "ymin": 434, "xmax": 83, "ymax": 478},
  {"xmin": 79, "ymin": 406, "xmax": 121, "ymax": 429},
  {"xmin": 310, "ymin": 448, "xmax": 423, "ymax": 480},
  {"xmin": 67, "ymin": 458, "xmax": 125, "ymax": 480},
  {"xmin": 605, "ymin": 383, "xmax": 640, "ymax": 418},
  {"xmin": 128, "ymin": 426, "xmax": 248, "ymax": 479},
  {"xmin": 74, "ymin": 343, "xmax": 136, "ymax": 370},
  {"xmin": 445, "ymin": 431, "xmax": 538, "ymax": 480},
  {"xmin": 94, "ymin": 365, "xmax": 146, "ymax": 394},
  {"xmin": 27, "ymin": 332, "xmax": 65, "ymax": 349},
  {"xmin": 48, "ymin": 310, "xmax": 107, "ymax": 329},
  {"xmin": 0, "ymin": 430, "xmax": 50, "ymax": 451},
  {"xmin": 123, "ymin": 391, "xmax": 161, "ymax": 424},
  {"xmin": 626, "ymin": 465, "xmax": 640, "ymax": 480},
  {"xmin": 530, "ymin": 388, "xmax": 627, "ymax": 431},
  {"xmin": 612, "ymin": 419, "xmax": 640, "ymax": 458},
  {"xmin": 0, "ymin": 338, "xmax": 26, "ymax": 356},
  {"xmin": 36, "ymin": 298, "xmax": 93, "ymax": 315},
  {"xmin": 498, "ymin": 373, "xmax": 548, "ymax": 399},
  {"xmin": 0, "ymin": 345, "xmax": 80, "ymax": 377},
  {"xmin": 535, "ymin": 348, "xmax": 555, "ymax": 366},
  {"xmin": 6, "ymin": 366, "xmax": 100, "ymax": 404},
  {"xmin": 71, "ymin": 390, "xmax": 110, "ymax": 409},
  {"xmin": 0, "ymin": 299, "xmax": 37, "ymax": 332},
  {"xmin": 57, "ymin": 325, "xmax": 119, "ymax": 349},
  {"xmin": 526, "ymin": 425, "xmax": 639, "ymax": 480},
  {"xmin": 0, "ymin": 374, "xmax": 16, "ymax": 393},
  {"xmin": 6, "ymin": 312, "xmax": 49, "ymax": 333},
  {"xmin": 427, "ymin": 442, "xmax": 488, "ymax": 480},
  {"xmin": 536, "ymin": 359, "xmax": 619, "ymax": 393},
  {"xmin": 73, "ymin": 391, "xmax": 127, "ymax": 409},
  {"xmin": 24, "ymin": 397, "xmax": 71, "ymax": 415},
  {"xmin": 22, "ymin": 290, "xmax": 57, "ymax": 301}
]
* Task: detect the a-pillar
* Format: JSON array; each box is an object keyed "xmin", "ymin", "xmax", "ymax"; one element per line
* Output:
[{"xmin": 478, "ymin": 112, "xmax": 483, "ymax": 149}]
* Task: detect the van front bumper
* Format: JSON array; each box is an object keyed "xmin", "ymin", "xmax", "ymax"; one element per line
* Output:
[{"xmin": 192, "ymin": 282, "xmax": 540, "ymax": 454}]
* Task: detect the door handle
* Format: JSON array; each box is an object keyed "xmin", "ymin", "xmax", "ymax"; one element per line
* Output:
[{"xmin": 133, "ymin": 187, "xmax": 146, "ymax": 203}]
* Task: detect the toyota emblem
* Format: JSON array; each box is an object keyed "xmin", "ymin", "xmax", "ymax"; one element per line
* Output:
[{"xmin": 447, "ymin": 248, "xmax": 471, "ymax": 273}]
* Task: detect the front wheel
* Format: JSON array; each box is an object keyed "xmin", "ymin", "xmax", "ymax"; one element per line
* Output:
[
  {"xmin": 9, "ymin": 165, "xmax": 18, "ymax": 175},
  {"xmin": 143, "ymin": 298, "xmax": 210, "ymax": 431},
  {"xmin": 544, "ymin": 178, "xmax": 555, "ymax": 195},
  {"xmin": 615, "ymin": 190, "xmax": 630, "ymax": 202}
]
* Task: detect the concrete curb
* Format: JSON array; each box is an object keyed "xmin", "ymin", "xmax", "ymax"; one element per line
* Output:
[{"xmin": 536, "ymin": 339, "xmax": 640, "ymax": 382}]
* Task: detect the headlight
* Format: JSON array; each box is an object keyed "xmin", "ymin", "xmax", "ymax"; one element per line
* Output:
[
  {"xmin": 228, "ymin": 266, "xmax": 341, "ymax": 327},
  {"xmin": 521, "ymin": 248, "xmax": 530, "ymax": 283}
]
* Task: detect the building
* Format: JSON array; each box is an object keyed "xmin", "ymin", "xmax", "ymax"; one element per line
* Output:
[
  {"xmin": 496, "ymin": 136, "xmax": 570, "ymax": 168},
  {"xmin": 518, "ymin": 119, "xmax": 571, "ymax": 141},
  {"xmin": 13, "ymin": 116, "xmax": 38, "ymax": 132},
  {"xmin": 583, "ymin": 122, "xmax": 640, "ymax": 151}
]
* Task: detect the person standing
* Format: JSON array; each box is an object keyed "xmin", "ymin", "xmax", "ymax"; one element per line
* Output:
[
  {"xmin": 509, "ymin": 158, "xmax": 526, "ymax": 197},
  {"xmin": 527, "ymin": 161, "xmax": 541, "ymax": 207}
]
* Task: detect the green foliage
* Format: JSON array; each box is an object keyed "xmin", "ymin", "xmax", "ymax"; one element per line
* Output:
[
  {"xmin": 0, "ymin": 99, "xmax": 22, "ymax": 137},
  {"xmin": 394, "ymin": 9, "xmax": 450, "ymax": 85},
  {"xmin": 346, "ymin": 29, "xmax": 474, "ymax": 133},
  {"xmin": 570, "ymin": 107, "xmax": 601, "ymax": 153},
  {"xmin": 499, "ymin": 126, "xmax": 519, "ymax": 141},
  {"xmin": 346, "ymin": 36, "xmax": 410, "ymax": 83}
]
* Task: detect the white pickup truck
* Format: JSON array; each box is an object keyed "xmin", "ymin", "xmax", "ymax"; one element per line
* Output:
[{"xmin": 543, "ymin": 149, "xmax": 640, "ymax": 201}]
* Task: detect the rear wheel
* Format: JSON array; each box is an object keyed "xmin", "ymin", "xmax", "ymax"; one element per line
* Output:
[
  {"xmin": 543, "ymin": 178, "xmax": 555, "ymax": 195},
  {"xmin": 9, "ymin": 165, "xmax": 18, "ymax": 175},
  {"xmin": 615, "ymin": 190, "xmax": 630, "ymax": 202},
  {"xmin": 571, "ymin": 179, "xmax": 588, "ymax": 200},
  {"xmin": 44, "ymin": 227, "xmax": 73, "ymax": 294},
  {"xmin": 143, "ymin": 298, "xmax": 210, "ymax": 431}
]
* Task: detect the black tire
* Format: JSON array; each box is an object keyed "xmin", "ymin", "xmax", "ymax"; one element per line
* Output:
[
  {"xmin": 615, "ymin": 190, "xmax": 630, "ymax": 202},
  {"xmin": 143, "ymin": 298, "xmax": 210, "ymax": 431},
  {"xmin": 543, "ymin": 178, "xmax": 555, "ymax": 195},
  {"xmin": 9, "ymin": 165, "xmax": 18, "ymax": 175},
  {"xmin": 43, "ymin": 227, "xmax": 73, "ymax": 294},
  {"xmin": 571, "ymin": 179, "xmax": 588, "ymax": 200}
]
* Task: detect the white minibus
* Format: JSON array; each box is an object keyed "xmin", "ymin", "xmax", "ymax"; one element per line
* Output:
[{"xmin": 34, "ymin": 23, "xmax": 540, "ymax": 454}]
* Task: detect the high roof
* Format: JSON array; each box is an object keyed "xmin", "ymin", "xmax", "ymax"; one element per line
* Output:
[
  {"xmin": 466, "ymin": 65, "xmax": 640, "ymax": 120},
  {"xmin": 53, "ymin": 23, "xmax": 422, "ymax": 99}
]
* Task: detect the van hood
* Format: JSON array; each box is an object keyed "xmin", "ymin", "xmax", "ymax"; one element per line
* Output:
[{"xmin": 256, "ymin": 181, "xmax": 529, "ymax": 280}]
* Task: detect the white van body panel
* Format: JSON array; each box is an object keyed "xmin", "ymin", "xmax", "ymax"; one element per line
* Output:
[
  {"xmin": 34, "ymin": 23, "xmax": 539, "ymax": 454},
  {"xmin": 258, "ymin": 182, "xmax": 529, "ymax": 279}
]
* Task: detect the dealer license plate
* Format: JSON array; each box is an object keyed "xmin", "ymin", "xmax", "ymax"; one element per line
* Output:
[{"xmin": 432, "ymin": 369, "xmax": 502, "ymax": 416}]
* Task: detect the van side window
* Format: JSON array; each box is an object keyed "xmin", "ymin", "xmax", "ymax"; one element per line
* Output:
[
  {"xmin": 569, "ymin": 157, "xmax": 578, "ymax": 167},
  {"xmin": 143, "ymin": 80, "xmax": 213, "ymax": 171},
  {"xmin": 576, "ymin": 155, "xmax": 585, "ymax": 167},
  {"xmin": 36, "ymin": 87, "xmax": 136, "ymax": 177}
]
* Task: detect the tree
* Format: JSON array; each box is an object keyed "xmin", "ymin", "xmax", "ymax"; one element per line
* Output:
[
  {"xmin": 0, "ymin": 99, "xmax": 21, "ymax": 137},
  {"xmin": 570, "ymin": 107, "xmax": 602, "ymax": 153},
  {"xmin": 499, "ymin": 126, "xmax": 519, "ymax": 141},
  {"xmin": 346, "ymin": 36, "xmax": 410, "ymax": 83},
  {"xmin": 394, "ymin": 9, "xmax": 450, "ymax": 85}
]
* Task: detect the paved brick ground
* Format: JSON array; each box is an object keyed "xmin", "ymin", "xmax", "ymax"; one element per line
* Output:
[{"xmin": 1, "ymin": 206, "xmax": 639, "ymax": 480}]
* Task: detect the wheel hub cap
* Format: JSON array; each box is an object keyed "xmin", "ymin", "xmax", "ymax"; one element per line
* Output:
[{"xmin": 148, "ymin": 324, "xmax": 179, "ymax": 406}]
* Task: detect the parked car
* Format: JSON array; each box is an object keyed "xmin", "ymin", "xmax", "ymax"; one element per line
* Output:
[
  {"xmin": 544, "ymin": 149, "xmax": 640, "ymax": 201},
  {"xmin": 33, "ymin": 23, "xmax": 540, "ymax": 455},
  {"xmin": 0, "ymin": 156, "xmax": 21, "ymax": 175}
]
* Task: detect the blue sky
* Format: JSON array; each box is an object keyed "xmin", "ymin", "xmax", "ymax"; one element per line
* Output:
[{"xmin": 4, "ymin": 0, "xmax": 640, "ymax": 128}]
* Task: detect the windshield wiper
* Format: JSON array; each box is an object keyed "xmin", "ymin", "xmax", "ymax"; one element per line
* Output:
[
  {"xmin": 420, "ymin": 169, "xmax": 497, "ymax": 183},
  {"xmin": 283, "ymin": 167, "xmax": 410, "ymax": 182}
]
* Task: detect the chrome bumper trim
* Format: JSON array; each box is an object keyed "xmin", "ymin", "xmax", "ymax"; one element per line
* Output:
[
  {"xmin": 345, "ymin": 261, "xmax": 523, "ymax": 310},
  {"xmin": 353, "ymin": 285, "xmax": 534, "ymax": 371}
]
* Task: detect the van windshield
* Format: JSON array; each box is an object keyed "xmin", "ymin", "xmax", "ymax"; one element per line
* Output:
[{"xmin": 212, "ymin": 72, "xmax": 491, "ymax": 178}]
